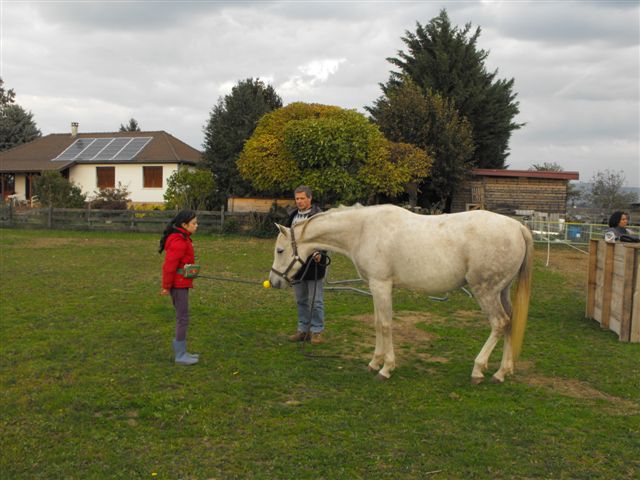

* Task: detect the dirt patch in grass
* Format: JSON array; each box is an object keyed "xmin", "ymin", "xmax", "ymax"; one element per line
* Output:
[
  {"xmin": 534, "ymin": 247, "xmax": 589, "ymax": 291},
  {"xmin": 515, "ymin": 361, "xmax": 639, "ymax": 415},
  {"xmin": 342, "ymin": 311, "xmax": 449, "ymax": 365}
]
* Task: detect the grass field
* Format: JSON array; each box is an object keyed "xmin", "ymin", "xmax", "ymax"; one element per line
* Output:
[{"xmin": 1, "ymin": 228, "xmax": 638, "ymax": 479}]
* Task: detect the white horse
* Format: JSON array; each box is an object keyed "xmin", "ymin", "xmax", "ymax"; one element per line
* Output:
[{"xmin": 269, "ymin": 204, "xmax": 533, "ymax": 383}]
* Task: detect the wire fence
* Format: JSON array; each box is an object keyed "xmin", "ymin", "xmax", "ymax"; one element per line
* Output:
[{"xmin": 523, "ymin": 219, "xmax": 609, "ymax": 246}]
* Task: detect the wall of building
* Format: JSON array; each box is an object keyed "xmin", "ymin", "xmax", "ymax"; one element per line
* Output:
[
  {"xmin": 69, "ymin": 163, "xmax": 180, "ymax": 203},
  {"xmin": 451, "ymin": 177, "xmax": 569, "ymax": 214},
  {"xmin": 11, "ymin": 175, "xmax": 27, "ymax": 200}
]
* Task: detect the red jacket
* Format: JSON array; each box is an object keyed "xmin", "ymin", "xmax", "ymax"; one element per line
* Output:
[{"xmin": 161, "ymin": 228, "xmax": 195, "ymax": 289}]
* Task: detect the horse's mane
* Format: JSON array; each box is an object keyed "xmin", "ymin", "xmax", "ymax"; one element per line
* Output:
[{"xmin": 297, "ymin": 203, "xmax": 364, "ymax": 237}]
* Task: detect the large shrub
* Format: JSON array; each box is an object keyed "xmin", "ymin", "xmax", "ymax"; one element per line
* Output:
[
  {"xmin": 33, "ymin": 171, "xmax": 86, "ymax": 208},
  {"xmin": 89, "ymin": 183, "xmax": 130, "ymax": 210},
  {"xmin": 164, "ymin": 168, "xmax": 215, "ymax": 211}
]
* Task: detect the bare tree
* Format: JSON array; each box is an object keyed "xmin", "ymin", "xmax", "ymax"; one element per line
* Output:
[{"xmin": 588, "ymin": 169, "xmax": 637, "ymax": 210}]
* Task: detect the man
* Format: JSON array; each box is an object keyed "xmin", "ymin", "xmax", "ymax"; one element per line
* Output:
[{"xmin": 286, "ymin": 185, "xmax": 328, "ymax": 345}]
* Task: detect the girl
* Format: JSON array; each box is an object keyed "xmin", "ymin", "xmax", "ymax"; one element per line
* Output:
[
  {"xmin": 159, "ymin": 210, "xmax": 200, "ymax": 365},
  {"xmin": 605, "ymin": 211, "xmax": 639, "ymax": 243}
]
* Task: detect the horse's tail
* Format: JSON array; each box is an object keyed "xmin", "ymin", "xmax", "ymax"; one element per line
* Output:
[{"xmin": 510, "ymin": 224, "xmax": 534, "ymax": 360}]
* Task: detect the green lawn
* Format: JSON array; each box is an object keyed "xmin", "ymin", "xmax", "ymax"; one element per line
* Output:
[{"xmin": 1, "ymin": 228, "xmax": 638, "ymax": 479}]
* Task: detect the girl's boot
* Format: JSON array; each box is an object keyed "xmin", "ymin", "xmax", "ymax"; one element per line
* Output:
[{"xmin": 172, "ymin": 340, "xmax": 198, "ymax": 365}]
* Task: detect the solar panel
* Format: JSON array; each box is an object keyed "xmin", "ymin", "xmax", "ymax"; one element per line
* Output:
[
  {"xmin": 112, "ymin": 137, "xmax": 152, "ymax": 161},
  {"xmin": 74, "ymin": 138, "xmax": 112, "ymax": 161},
  {"xmin": 53, "ymin": 138, "xmax": 96, "ymax": 161},
  {"xmin": 93, "ymin": 138, "xmax": 131, "ymax": 161},
  {"xmin": 51, "ymin": 137, "xmax": 153, "ymax": 162}
]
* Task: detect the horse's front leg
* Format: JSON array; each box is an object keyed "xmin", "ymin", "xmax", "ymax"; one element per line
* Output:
[
  {"xmin": 368, "ymin": 280, "xmax": 395, "ymax": 380},
  {"xmin": 367, "ymin": 303, "xmax": 384, "ymax": 373}
]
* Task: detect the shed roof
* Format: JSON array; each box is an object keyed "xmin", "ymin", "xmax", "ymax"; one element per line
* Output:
[
  {"xmin": 472, "ymin": 168, "xmax": 579, "ymax": 181},
  {"xmin": 0, "ymin": 130, "xmax": 202, "ymax": 173}
]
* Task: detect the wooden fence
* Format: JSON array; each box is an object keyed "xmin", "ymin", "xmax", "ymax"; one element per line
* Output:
[
  {"xmin": 586, "ymin": 239, "xmax": 640, "ymax": 342},
  {"xmin": 0, "ymin": 204, "xmax": 287, "ymax": 235}
]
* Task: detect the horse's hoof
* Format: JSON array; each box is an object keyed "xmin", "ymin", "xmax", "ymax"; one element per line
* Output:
[
  {"xmin": 491, "ymin": 375, "xmax": 505, "ymax": 384},
  {"xmin": 471, "ymin": 376, "xmax": 484, "ymax": 385},
  {"xmin": 367, "ymin": 365, "xmax": 378, "ymax": 373},
  {"xmin": 375, "ymin": 373, "xmax": 389, "ymax": 382}
]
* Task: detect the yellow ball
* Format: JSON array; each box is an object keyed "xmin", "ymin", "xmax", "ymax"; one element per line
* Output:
[{"xmin": 263, "ymin": 280, "xmax": 271, "ymax": 289}]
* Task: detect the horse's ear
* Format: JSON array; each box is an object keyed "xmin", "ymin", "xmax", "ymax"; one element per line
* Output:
[{"xmin": 275, "ymin": 224, "xmax": 289, "ymax": 236}]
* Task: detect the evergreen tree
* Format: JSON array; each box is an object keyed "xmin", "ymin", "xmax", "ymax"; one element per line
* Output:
[
  {"xmin": 0, "ymin": 104, "xmax": 42, "ymax": 152},
  {"xmin": 368, "ymin": 9, "xmax": 522, "ymax": 169},
  {"xmin": 119, "ymin": 118, "xmax": 141, "ymax": 132},
  {"xmin": 0, "ymin": 78, "xmax": 41, "ymax": 152},
  {"xmin": 202, "ymin": 78, "xmax": 282, "ymax": 207}
]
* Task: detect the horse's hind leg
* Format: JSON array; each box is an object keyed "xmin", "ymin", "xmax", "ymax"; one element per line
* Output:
[
  {"xmin": 367, "ymin": 280, "xmax": 395, "ymax": 379},
  {"xmin": 471, "ymin": 291, "xmax": 510, "ymax": 384},
  {"xmin": 493, "ymin": 286, "xmax": 515, "ymax": 383}
]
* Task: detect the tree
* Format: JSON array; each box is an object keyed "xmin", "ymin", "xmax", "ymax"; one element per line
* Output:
[
  {"xmin": 237, "ymin": 102, "xmax": 430, "ymax": 204},
  {"xmin": 0, "ymin": 77, "xmax": 16, "ymax": 105},
  {"xmin": 33, "ymin": 171, "xmax": 86, "ymax": 208},
  {"xmin": 372, "ymin": 79, "xmax": 474, "ymax": 210},
  {"xmin": 119, "ymin": 118, "xmax": 141, "ymax": 132},
  {"xmin": 368, "ymin": 9, "xmax": 522, "ymax": 169},
  {"xmin": 529, "ymin": 162, "xmax": 564, "ymax": 172},
  {"xmin": 202, "ymin": 78, "xmax": 282, "ymax": 207},
  {"xmin": 0, "ymin": 78, "xmax": 41, "ymax": 152},
  {"xmin": 164, "ymin": 168, "xmax": 215, "ymax": 211},
  {"xmin": 588, "ymin": 169, "xmax": 637, "ymax": 211}
]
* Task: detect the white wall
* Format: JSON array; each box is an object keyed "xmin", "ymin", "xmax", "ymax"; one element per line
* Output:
[
  {"xmin": 69, "ymin": 163, "xmax": 180, "ymax": 203},
  {"xmin": 12, "ymin": 175, "xmax": 27, "ymax": 200}
]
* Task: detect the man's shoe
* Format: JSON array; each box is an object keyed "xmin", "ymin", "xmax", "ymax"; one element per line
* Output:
[
  {"xmin": 288, "ymin": 331, "xmax": 310, "ymax": 342},
  {"xmin": 310, "ymin": 332, "xmax": 325, "ymax": 345}
]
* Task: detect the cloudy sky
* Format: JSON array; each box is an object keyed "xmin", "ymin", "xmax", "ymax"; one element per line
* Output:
[{"xmin": 2, "ymin": 0, "xmax": 639, "ymax": 186}]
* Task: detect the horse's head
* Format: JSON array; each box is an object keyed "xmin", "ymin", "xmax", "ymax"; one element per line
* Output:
[{"xmin": 269, "ymin": 224, "xmax": 306, "ymax": 288}]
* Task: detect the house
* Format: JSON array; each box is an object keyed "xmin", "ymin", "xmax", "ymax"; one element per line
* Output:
[
  {"xmin": 0, "ymin": 123, "xmax": 202, "ymax": 204},
  {"xmin": 451, "ymin": 169, "xmax": 580, "ymax": 215}
]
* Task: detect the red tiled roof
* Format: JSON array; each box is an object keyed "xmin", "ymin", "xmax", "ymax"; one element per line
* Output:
[
  {"xmin": 0, "ymin": 130, "xmax": 202, "ymax": 173},
  {"xmin": 472, "ymin": 168, "xmax": 579, "ymax": 181}
]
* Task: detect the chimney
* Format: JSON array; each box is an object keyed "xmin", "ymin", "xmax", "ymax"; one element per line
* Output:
[{"xmin": 71, "ymin": 122, "xmax": 79, "ymax": 137}]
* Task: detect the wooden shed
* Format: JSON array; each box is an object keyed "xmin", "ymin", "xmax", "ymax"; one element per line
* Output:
[
  {"xmin": 451, "ymin": 169, "xmax": 579, "ymax": 214},
  {"xmin": 586, "ymin": 240, "xmax": 640, "ymax": 342},
  {"xmin": 226, "ymin": 197, "xmax": 296, "ymax": 213}
]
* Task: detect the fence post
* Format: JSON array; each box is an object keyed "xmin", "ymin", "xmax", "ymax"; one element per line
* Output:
[
  {"xmin": 47, "ymin": 205, "xmax": 53, "ymax": 228},
  {"xmin": 8, "ymin": 201, "xmax": 13, "ymax": 226},
  {"xmin": 86, "ymin": 203, "xmax": 91, "ymax": 227},
  {"xmin": 220, "ymin": 205, "xmax": 225, "ymax": 231},
  {"xmin": 130, "ymin": 209, "xmax": 135, "ymax": 229}
]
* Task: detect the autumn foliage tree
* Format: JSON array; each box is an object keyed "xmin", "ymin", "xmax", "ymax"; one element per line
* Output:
[
  {"xmin": 372, "ymin": 79, "xmax": 474, "ymax": 210},
  {"xmin": 237, "ymin": 102, "xmax": 432, "ymax": 204}
]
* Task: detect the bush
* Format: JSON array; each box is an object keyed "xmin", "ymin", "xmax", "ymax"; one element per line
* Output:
[
  {"xmin": 247, "ymin": 206, "xmax": 288, "ymax": 238},
  {"xmin": 33, "ymin": 171, "xmax": 86, "ymax": 208},
  {"xmin": 90, "ymin": 183, "xmax": 130, "ymax": 210},
  {"xmin": 164, "ymin": 168, "xmax": 215, "ymax": 211}
]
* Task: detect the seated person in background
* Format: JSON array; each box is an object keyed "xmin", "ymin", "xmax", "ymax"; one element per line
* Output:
[{"xmin": 604, "ymin": 211, "xmax": 640, "ymax": 243}]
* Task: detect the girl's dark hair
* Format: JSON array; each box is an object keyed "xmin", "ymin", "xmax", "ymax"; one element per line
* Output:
[
  {"xmin": 159, "ymin": 210, "xmax": 196, "ymax": 253},
  {"xmin": 608, "ymin": 211, "xmax": 626, "ymax": 228}
]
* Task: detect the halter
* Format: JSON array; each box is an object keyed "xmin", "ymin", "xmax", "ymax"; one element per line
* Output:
[{"xmin": 270, "ymin": 225, "xmax": 306, "ymax": 285}]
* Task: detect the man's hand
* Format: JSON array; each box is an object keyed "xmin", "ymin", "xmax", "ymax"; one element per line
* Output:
[{"xmin": 160, "ymin": 288, "xmax": 170, "ymax": 296}]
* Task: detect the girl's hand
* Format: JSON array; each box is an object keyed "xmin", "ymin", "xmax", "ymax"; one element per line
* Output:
[{"xmin": 160, "ymin": 288, "xmax": 170, "ymax": 296}]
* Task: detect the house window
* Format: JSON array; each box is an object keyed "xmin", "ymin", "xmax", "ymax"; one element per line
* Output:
[
  {"xmin": 96, "ymin": 167, "xmax": 115, "ymax": 189},
  {"xmin": 143, "ymin": 166, "xmax": 163, "ymax": 188}
]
